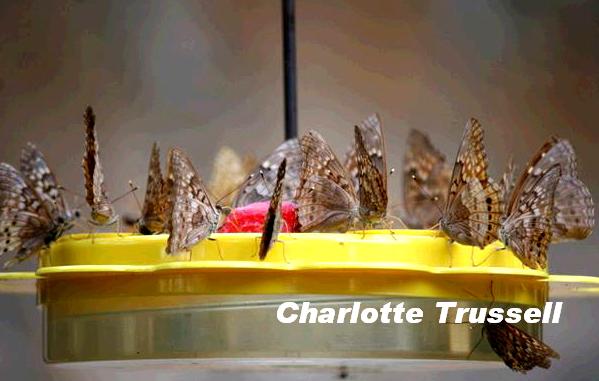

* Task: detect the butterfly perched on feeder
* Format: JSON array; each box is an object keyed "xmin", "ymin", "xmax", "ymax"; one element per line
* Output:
[
  {"xmin": 166, "ymin": 147, "xmax": 229, "ymax": 254},
  {"xmin": 402, "ymin": 129, "xmax": 451, "ymax": 229},
  {"xmin": 82, "ymin": 106, "xmax": 118, "ymax": 226},
  {"xmin": 138, "ymin": 142, "xmax": 170, "ymax": 235},
  {"xmin": 233, "ymin": 139, "xmax": 301, "ymax": 208},
  {"xmin": 343, "ymin": 114, "xmax": 385, "ymax": 195},
  {"xmin": 258, "ymin": 158, "xmax": 286, "ymax": 260},
  {"xmin": 0, "ymin": 144, "xmax": 77, "ymax": 268},
  {"xmin": 439, "ymin": 119, "xmax": 503, "ymax": 248},
  {"xmin": 484, "ymin": 321, "xmax": 560, "ymax": 373},
  {"xmin": 295, "ymin": 130, "xmax": 359, "ymax": 232},
  {"xmin": 511, "ymin": 137, "xmax": 594, "ymax": 243}
]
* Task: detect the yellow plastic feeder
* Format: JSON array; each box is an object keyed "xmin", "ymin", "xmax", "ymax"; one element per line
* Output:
[{"xmin": 1, "ymin": 230, "xmax": 597, "ymax": 366}]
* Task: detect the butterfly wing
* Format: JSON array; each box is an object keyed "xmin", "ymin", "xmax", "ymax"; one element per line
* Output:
[
  {"xmin": 296, "ymin": 130, "xmax": 358, "ymax": 232},
  {"xmin": 258, "ymin": 158, "xmax": 286, "ymax": 260},
  {"xmin": 402, "ymin": 129, "xmax": 451, "ymax": 228},
  {"xmin": 485, "ymin": 321, "xmax": 559, "ymax": 373},
  {"xmin": 498, "ymin": 157, "xmax": 516, "ymax": 206},
  {"xmin": 233, "ymin": 139, "xmax": 301, "ymax": 207},
  {"xmin": 355, "ymin": 125, "xmax": 387, "ymax": 223},
  {"xmin": 0, "ymin": 163, "xmax": 55, "ymax": 266},
  {"xmin": 441, "ymin": 119, "xmax": 502, "ymax": 247},
  {"xmin": 166, "ymin": 148, "xmax": 219, "ymax": 254},
  {"xmin": 552, "ymin": 176, "xmax": 594, "ymax": 242},
  {"xmin": 507, "ymin": 137, "xmax": 594, "ymax": 242},
  {"xmin": 20, "ymin": 143, "xmax": 68, "ymax": 220},
  {"xmin": 82, "ymin": 106, "xmax": 115, "ymax": 224},
  {"xmin": 139, "ymin": 142, "xmax": 168, "ymax": 234},
  {"xmin": 344, "ymin": 114, "xmax": 385, "ymax": 192},
  {"xmin": 501, "ymin": 165, "xmax": 561, "ymax": 269}
]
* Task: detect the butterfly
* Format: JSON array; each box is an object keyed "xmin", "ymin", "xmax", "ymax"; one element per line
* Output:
[
  {"xmin": 233, "ymin": 139, "xmax": 301, "ymax": 208},
  {"xmin": 440, "ymin": 119, "xmax": 503, "ymax": 248},
  {"xmin": 166, "ymin": 147, "xmax": 228, "ymax": 254},
  {"xmin": 258, "ymin": 158, "xmax": 286, "ymax": 260},
  {"xmin": 82, "ymin": 106, "xmax": 118, "ymax": 226},
  {"xmin": 295, "ymin": 130, "xmax": 359, "ymax": 232},
  {"xmin": 343, "ymin": 114, "xmax": 385, "ymax": 195},
  {"xmin": 0, "ymin": 144, "xmax": 76, "ymax": 268},
  {"xmin": 484, "ymin": 321, "xmax": 560, "ymax": 373},
  {"xmin": 138, "ymin": 142, "xmax": 170, "ymax": 235},
  {"xmin": 402, "ymin": 129, "xmax": 451, "ymax": 229},
  {"xmin": 512, "ymin": 137, "xmax": 594, "ymax": 243}
]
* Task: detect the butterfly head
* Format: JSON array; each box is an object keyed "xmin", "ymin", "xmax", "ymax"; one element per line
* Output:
[{"xmin": 90, "ymin": 204, "xmax": 118, "ymax": 226}]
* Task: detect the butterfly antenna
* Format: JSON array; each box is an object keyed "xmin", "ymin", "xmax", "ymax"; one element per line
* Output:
[
  {"xmin": 127, "ymin": 180, "xmax": 143, "ymax": 213},
  {"xmin": 410, "ymin": 174, "xmax": 444, "ymax": 215},
  {"xmin": 111, "ymin": 183, "xmax": 139, "ymax": 204},
  {"xmin": 215, "ymin": 172, "xmax": 257, "ymax": 207}
]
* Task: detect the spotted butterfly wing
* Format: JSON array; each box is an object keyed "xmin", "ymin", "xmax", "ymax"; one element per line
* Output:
[
  {"xmin": 344, "ymin": 114, "xmax": 385, "ymax": 193},
  {"xmin": 258, "ymin": 158, "xmax": 286, "ymax": 260},
  {"xmin": 233, "ymin": 139, "xmax": 301, "ymax": 208},
  {"xmin": 82, "ymin": 106, "xmax": 117, "ymax": 226},
  {"xmin": 139, "ymin": 142, "xmax": 168, "ymax": 234},
  {"xmin": 402, "ymin": 129, "xmax": 451, "ymax": 228},
  {"xmin": 512, "ymin": 137, "xmax": 594, "ymax": 242},
  {"xmin": 484, "ymin": 321, "xmax": 559, "ymax": 373},
  {"xmin": 166, "ymin": 148, "xmax": 220, "ymax": 254},
  {"xmin": 296, "ymin": 130, "xmax": 358, "ymax": 232},
  {"xmin": 500, "ymin": 164, "xmax": 561, "ymax": 269},
  {"xmin": 0, "ymin": 146, "xmax": 74, "ymax": 267},
  {"xmin": 440, "ymin": 119, "xmax": 502, "ymax": 248},
  {"xmin": 498, "ymin": 157, "xmax": 516, "ymax": 206}
]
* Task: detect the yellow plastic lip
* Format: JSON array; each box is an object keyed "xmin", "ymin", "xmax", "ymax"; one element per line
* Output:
[{"xmin": 34, "ymin": 231, "xmax": 547, "ymax": 277}]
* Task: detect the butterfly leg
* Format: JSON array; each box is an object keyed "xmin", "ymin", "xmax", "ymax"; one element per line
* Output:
[
  {"xmin": 208, "ymin": 237, "xmax": 224, "ymax": 260},
  {"xmin": 275, "ymin": 239, "xmax": 289, "ymax": 264},
  {"xmin": 466, "ymin": 324, "xmax": 487, "ymax": 360}
]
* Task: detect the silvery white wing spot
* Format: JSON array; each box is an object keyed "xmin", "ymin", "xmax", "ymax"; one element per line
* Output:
[
  {"xmin": 440, "ymin": 119, "xmax": 503, "ymax": 248},
  {"xmin": 484, "ymin": 321, "xmax": 559, "ymax": 373},
  {"xmin": 402, "ymin": 129, "xmax": 451, "ymax": 229},
  {"xmin": 513, "ymin": 137, "xmax": 594, "ymax": 242},
  {"xmin": 258, "ymin": 158, "xmax": 286, "ymax": 260},
  {"xmin": 500, "ymin": 163, "xmax": 561, "ymax": 269},
  {"xmin": 0, "ymin": 144, "xmax": 75, "ymax": 268},
  {"xmin": 498, "ymin": 157, "xmax": 516, "ymax": 206},
  {"xmin": 166, "ymin": 148, "xmax": 224, "ymax": 254},
  {"xmin": 233, "ymin": 139, "xmax": 301, "ymax": 208},
  {"xmin": 139, "ymin": 142, "xmax": 169, "ymax": 235},
  {"xmin": 82, "ymin": 106, "xmax": 118, "ymax": 226},
  {"xmin": 344, "ymin": 114, "xmax": 385, "ymax": 193},
  {"xmin": 296, "ymin": 130, "xmax": 359, "ymax": 232}
]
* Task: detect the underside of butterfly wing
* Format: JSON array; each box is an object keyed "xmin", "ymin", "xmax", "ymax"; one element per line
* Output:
[
  {"xmin": 166, "ymin": 148, "xmax": 219, "ymax": 254},
  {"xmin": 354, "ymin": 126, "xmax": 387, "ymax": 224},
  {"xmin": 233, "ymin": 139, "xmax": 301, "ymax": 207},
  {"xmin": 500, "ymin": 165, "xmax": 561, "ymax": 269},
  {"xmin": 258, "ymin": 158, "xmax": 286, "ymax": 260},
  {"xmin": 485, "ymin": 321, "xmax": 560, "ymax": 373},
  {"xmin": 552, "ymin": 176, "xmax": 594, "ymax": 242},
  {"xmin": 344, "ymin": 114, "xmax": 385, "ymax": 192},
  {"xmin": 402, "ymin": 129, "xmax": 451, "ymax": 228},
  {"xmin": 140, "ymin": 142, "xmax": 168, "ymax": 234}
]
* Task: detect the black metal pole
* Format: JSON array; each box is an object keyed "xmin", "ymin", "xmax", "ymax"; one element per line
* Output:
[{"xmin": 282, "ymin": 0, "xmax": 298, "ymax": 140}]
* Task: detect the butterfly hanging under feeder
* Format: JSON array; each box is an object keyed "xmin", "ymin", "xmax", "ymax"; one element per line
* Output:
[{"xmin": 0, "ymin": 0, "xmax": 598, "ymax": 374}]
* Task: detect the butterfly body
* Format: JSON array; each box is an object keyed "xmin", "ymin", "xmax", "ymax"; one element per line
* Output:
[
  {"xmin": 0, "ymin": 144, "xmax": 75, "ymax": 267},
  {"xmin": 82, "ymin": 106, "xmax": 118, "ymax": 226}
]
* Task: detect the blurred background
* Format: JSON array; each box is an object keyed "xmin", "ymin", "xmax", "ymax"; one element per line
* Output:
[{"xmin": 0, "ymin": 0, "xmax": 598, "ymax": 379}]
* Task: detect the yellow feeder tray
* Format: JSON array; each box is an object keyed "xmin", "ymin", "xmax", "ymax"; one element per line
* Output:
[{"xmin": 1, "ymin": 230, "xmax": 597, "ymax": 364}]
